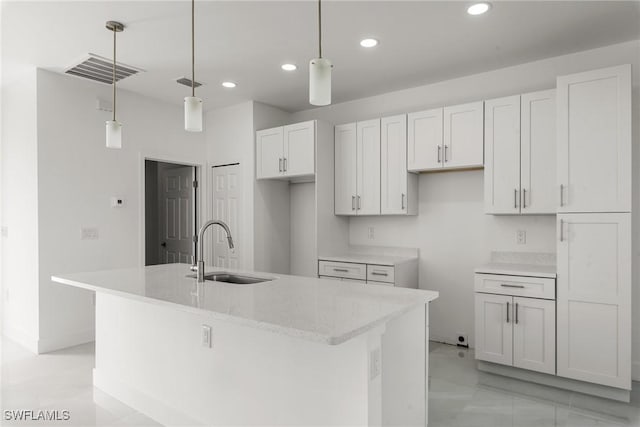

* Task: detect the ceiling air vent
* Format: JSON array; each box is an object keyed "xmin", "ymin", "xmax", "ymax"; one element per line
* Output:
[
  {"xmin": 64, "ymin": 53, "xmax": 143, "ymax": 85},
  {"xmin": 176, "ymin": 77, "xmax": 203, "ymax": 88}
]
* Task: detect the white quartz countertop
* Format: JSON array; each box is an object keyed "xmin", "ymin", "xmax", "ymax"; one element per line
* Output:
[
  {"xmin": 52, "ymin": 264, "xmax": 438, "ymax": 346},
  {"xmin": 318, "ymin": 254, "xmax": 416, "ymax": 266},
  {"xmin": 475, "ymin": 263, "xmax": 557, "ymax": 278}
]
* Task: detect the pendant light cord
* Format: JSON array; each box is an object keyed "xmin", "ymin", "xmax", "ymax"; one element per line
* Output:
[
  {"xmin": 112, "ymin": 27, "xmax": 116, "ymax": 121},
  {"xmin": 318, "ymin": 0, "xmax": 322, "ymax": 58},
  {"xmin": 192, "ymin": 0, "xmax": 195, "ymax": 97}
]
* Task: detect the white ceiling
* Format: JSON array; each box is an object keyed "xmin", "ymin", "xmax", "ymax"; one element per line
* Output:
[{"xmin": 3, "ymin": 1, "xmax": 639, "ymax": 112}]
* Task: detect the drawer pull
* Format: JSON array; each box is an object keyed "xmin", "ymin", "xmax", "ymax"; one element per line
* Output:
[
  {"xmin": 515, "ymin": 303, "xmax": 519, "ymax": 325},
  {"xmin": 500, "ymin": 284, "xmax": 525, "ymax": 289},
  {"xmin": 371, "ymin": 272, "xmax": 388, "ymax": 276},
  {"xmin": 333, "ymin": 268, "xmax": 349, "ymax": 273},
  {"xmin": 506, "ymin": 301, "xmax": 510, "ymax": 323}
]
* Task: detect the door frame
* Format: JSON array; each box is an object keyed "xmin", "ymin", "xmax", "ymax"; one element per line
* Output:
[{"xmin": 139, "ymin": 152, "xmax": 205, "ymax": 267}]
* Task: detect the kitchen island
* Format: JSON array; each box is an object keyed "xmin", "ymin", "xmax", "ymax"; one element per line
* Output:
[{"xmin": 52, "ymin": 263, "xmax": 438, "ymax": 426}]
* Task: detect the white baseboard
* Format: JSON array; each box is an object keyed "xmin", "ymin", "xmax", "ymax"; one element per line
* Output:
[
  {"xmin": 37, "ymin": 329, "xmax": 95, "ymax": 354},
  {"xmin": 93, "ymin": 369, "xmax": 203, "ymax": 427},
  {"xmin": 3, "ymin": 325, "xmax": 39, "ymax": 354},
  {"xmin": 633, "ymin": 361, "xmax": 640, "ymax": 382}
]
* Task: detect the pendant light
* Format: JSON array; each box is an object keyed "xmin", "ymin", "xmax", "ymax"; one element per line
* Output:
[
  {"xmin": 105, "ymin": 21, "xmax": 124, "ymax": 149},
  {"xmin": 309, "ymin": 0, "xmax": 333, "ymax": 106},
  {"xmin": 184, "ymin": 0, "xmax": 203, "ymax": 132}
]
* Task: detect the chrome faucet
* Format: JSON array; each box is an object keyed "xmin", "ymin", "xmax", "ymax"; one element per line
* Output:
[{"xmin": 195, "ymin": 220, "xmax": 234, "ymax": 283}]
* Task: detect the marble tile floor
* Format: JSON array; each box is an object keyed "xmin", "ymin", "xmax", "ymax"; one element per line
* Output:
[{"xmin": 1, "ymin": 337, "xmax": 638, "ymax": 426}]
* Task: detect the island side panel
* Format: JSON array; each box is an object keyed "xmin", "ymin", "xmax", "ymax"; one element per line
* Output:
[{"xmin": 94, "ymin": 293, "xmax": 383, "ymax": 426}]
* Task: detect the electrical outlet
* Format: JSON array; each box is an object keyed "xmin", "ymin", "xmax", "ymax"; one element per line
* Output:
[
  {"xmin": 456, "ymin": 333, "xmax": 469, "ymax": 348},
  {"xmin": 369, "ymin": 347, "xmax": 381, "ymax": 380},
  {"xmin": 202, "ymin": 324, "xmax": 212, "ymax": 348},
  {"xmin": 516, "ymin": 230, "xmax": 526, "ymax": 245},
  {"xmin": 81, "ymin": 227, "xmax": 99, "ymax": 240},
  {"xmin": 367, "ymin": 227, "xmax": 375, "ymax": 240}
]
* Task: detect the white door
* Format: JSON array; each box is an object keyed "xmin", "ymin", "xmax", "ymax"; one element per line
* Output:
[
  {"xmin": 407, "ymin": 108, "xmax": 443, "ymax": 172},
  {"xmin": 356, "ymin": 119, "xmax": 381, "ymax": 215},
  {"xmin": 381, "ymin": 115, "xmax": 408, "ymax": 215},
  {"xmin": 521, "ymin": 89, "xmax": 556, "ymax": 214},
  {"xmin": 484, "ymin": 95, "xmax": 521, "ymax": 214},
  {"xmin": 283, "ymin": 121, "xmax": 315, "ymax": 178},
  {"xmin": 443, "ymin": 101, "xmax": 484, "ymax": 169},
  {"xmin": 557, "ymin": 213, "xmax": 631, "ymax": 389},
  {"xmin": 475, "ymin": 293, "xmax": 513, "ymax": 366},
  {"xmin": 513, "ymin": 297, "xmax": 555, "ymax": 375},
  {"xmin": 159, "ymin": 165, "xmax": 194, "ymax": 264},
  {"xmin": 557, "ymin": 64, "xmax": 631, "ymax": 213},
  {"xmin": 256, "ymin": 127, "xmax": 284, "ymax": 179},
  {"xmin": 334, "ymin": 123, "xmax": 357, "ymax": 215},
  {"xmin": 212, "ymin": 164, "xmax": 242, "ymax": 269}
]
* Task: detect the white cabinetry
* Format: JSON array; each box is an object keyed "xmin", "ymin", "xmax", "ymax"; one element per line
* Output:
[
  {"xmin": 256, "ymin": 120, "xmax": 315, "ymax": 180},
  {"xmin": 407, "ymin": 102, "xmax": 484, "ymax": 172},
  {"xmin": 557, "ymin": 64, "xmax": 631, "ymax": 213},
  {"xmin": 318, "ymin": 257, "xmax": 418, "ymax": 288},
  {"xmin": 556, "ymin": 213, "xmax": 631, "ymax": 389},
  {"xmin": 356, "ymin": 119, "xmax": 381, "ymax": 215},
  {"xmin": 334, "ymin": 123, "xmax": 358, "ymax": 215},
  {"xmin": 474, "ymin": 273, "xmax": 556, "ymax": 375},
  {"xmin": 484, "ymin": 90, "xmax": 555, "ymax": 214},
  {"xmin": 381, "ymin": 115, "xmax": 418, "ymax": 215}
]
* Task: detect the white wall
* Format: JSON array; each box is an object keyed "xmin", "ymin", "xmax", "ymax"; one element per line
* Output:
[
  {"xmin": 1, "ymin": 66, "xmax": 40, "ymax": 352},
  {"xmin": 291, "ymin": 40, "xmax": 640, "ymax": 378},
  {"xmin": 34, "ymin": 70, "xmax": 206, "ymax": 352},
  {"xmin": 290, "ymin": 182, "xmax": 316, "ymax": 277}
]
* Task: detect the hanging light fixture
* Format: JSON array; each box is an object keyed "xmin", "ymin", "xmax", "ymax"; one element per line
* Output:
[
  {"xmin": 105, "ymin": 21, "xmax": 124, "ymax": 149},
  {"xmin": 184, "ymin": 0, "xmax": 202, "ymax": 132},
  {"xmin": 309, "ymin": 0, "xmax": 332, "ymax": 106}
]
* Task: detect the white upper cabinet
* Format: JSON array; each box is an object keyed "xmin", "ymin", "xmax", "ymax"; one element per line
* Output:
[
  {"xmin": 443, "ymin": 101, "xmax": 484, "ymax": 169},
  {"xmin": 557, "ymin": 64, "xmax": 631, "ymax": 213},
  {"xmin": 407, "ymin": 108, "xmax": 443, "ymax": 172},
  {"xmin": 484, "ymin": 95, "xmax": 521, "ymax": 214},
  {"xmin": 334, "ymin": 123, "xmax": 358, "ymax": 215},
  {"xmin": 256, "ymin": 120, "xmax": 315, "ymax": 180},
  {"xmin": 381, "ymin": 115, "xmax": 418, "ymax": 215},
  {"xmin": 557, "ymin": 213, "xmax": 631, "ymax": 389},
  {"xmin": 356, "ymin": 119, "xmax": 381, "ymax": 215},
  {"xmin": 521, "ymin": 90, "xmax": 556, "ymax": 214},
  {"xmin": 484, "ymin": 90, "xmax": 556, "ymax": 215}
]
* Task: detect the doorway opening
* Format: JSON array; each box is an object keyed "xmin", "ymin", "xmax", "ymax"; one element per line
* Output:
[{"xmin": 145, "ymin": 160, "xmax": 198, "ymax": 266}]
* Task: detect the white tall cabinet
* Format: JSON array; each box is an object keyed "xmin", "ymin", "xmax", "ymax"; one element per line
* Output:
[
  {"xmin": 484, "ymin": 90, "xmax": 556, "ymax": 214},
  {"xmin": 556, "ymin": 64, "xmax": 632, "ymax": 392}
]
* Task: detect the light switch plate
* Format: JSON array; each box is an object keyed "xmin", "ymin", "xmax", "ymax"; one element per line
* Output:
[{"xmin": 202, "ymin": 325, "xmax": 212, "ymax": 348}]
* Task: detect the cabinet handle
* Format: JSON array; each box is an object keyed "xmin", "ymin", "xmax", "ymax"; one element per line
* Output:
[
  {"xmin": 437, "ymin": 146, "xmax": 441, "ymax": 163},
  {"xmin": 357, "ymin": 195, "xmax": 361, "ymax": 210},
  {"xmin": 514, "ymin": 189, "xmax": 518, "ymax": 209},
  {"xmin": 522, "ymin": 189, "xmax": 527, "ymax": 209},
  {"xmin": 515, "ymin": 303, "xmax": 519, "ymax": 324},
  {"xmin": 560, "ymin": 219, "xmax": 564, "ymax": 242},
  {"xmin": 401, "ymin": 193, "xmax": 406, "ymax": 210},
  {"xmin": 352, "ymin": 196, "xmax": 356, "ymax": 211},
  {"xmin": 500, "ymin": 284, "xmax": 525, "ymax": 289},
  {"xmin": 371, "ymin": 272, "xmax": 388, "ymax": 276},
  {"xmin": 279, "ymin": 158, "xmax": 283, "ymax": 172},
  {"xmin": 560, "ymin": 184, "xmax": 564, "ymax": 207},
  {"xmin": 333, "ymin": 268, "xmax": 349, "ymax": 273},
  {"xmin": 283, "ymin": 157, "xmax": 287, "ymax": 172},
  {"xmin": 444, "ymin": 145, "xmax": 449, "ymax": 162},
  {"xmin": 506, "ymin": 301, "xmax": 510, "ymax": 323}
]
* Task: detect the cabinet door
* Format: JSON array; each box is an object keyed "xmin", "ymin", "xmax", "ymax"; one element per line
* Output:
[
  {"xmin": 443, "ymin": 101, "xmax": 484, "ymax": 169},
  {"xmin": 407, "ymin": 108, "xmax": 443, "ymax": 171},
  {"xmin": 475, "ymin": 293, "xmax": 513, "ymax": 366},
  {"xmin": 484, "ymin": 96, "xmax": 521, "ymax": 214},
  {"xmin": 513, "ymin": 297, "xmax": 555, "ymax": 375},
  {"xmin": 381, "ymin": 115, "xmax": 408, "ymax": 215},
  {"xmin": 356, "ymin": 119, "xmax": 381, "ymax": 215},
  {"xmin": 256, "ymin": 127, "xmax": 284, "ymax": 179},
  {"xmin": 557, "ymin": 65, "xmax": 631, "ymax": 213},
  {"xmin": 283, "ymin": 120, "xmax": 315, "ymax": 177},
  {"xmin": 557, "ymin": 213, "xmax": 631, "ymax": 389},
  {"xmin": 521, "ymin": 90, "xmax": 556, "ymax": 214},
  {"xmin": 334, "ymin": 123, "xmax": 357, "ymax": 215}
]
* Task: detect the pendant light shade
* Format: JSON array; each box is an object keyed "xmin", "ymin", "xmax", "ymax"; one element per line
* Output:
[
  {"xmin": 309, "ymin": 58, "xmax": 332, "ymax": 106},
  {"xmin": 184, "ymin": 96, "xmax": 203, "ymax": 132},
  {"xmin": 309, "ymin": 0, "xmax": 332, "ymax": 106},
  {"xmin": 105, "ymin": 21, "xmax": 124, "ymax": 149},
  {"xmin": 184, "ymin": 0, "xmax": 203, "ymax": 132}
]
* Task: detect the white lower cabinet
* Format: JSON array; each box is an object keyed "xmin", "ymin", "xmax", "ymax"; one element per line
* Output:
[
  {"xmin": 318, "ymin": 258, "xmax": 418, "ymax": 288},
  {"xmin": 475, "ymin": 274, "xmax": 556, "ymax": 375}
]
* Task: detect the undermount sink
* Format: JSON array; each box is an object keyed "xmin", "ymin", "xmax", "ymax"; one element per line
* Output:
[{"xmin": 187, "ymin": 272, "xmax": 272, "ymax": 285}]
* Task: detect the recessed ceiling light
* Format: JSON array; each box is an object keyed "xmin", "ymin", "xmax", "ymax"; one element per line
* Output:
[
  {"xmin": 221, "ymin": 81, "xmax": 237, "ymax": 88},
  {"xmin": 467, "ymin": 2, "xmax": 491, "ymax": 15},
  {"xmin": 360, "ymin": 38, "xmax": 379, "ymax": 48},
  {"xmin": 281, "ymin": 63, "xmax": 297, "ymax": 71}
]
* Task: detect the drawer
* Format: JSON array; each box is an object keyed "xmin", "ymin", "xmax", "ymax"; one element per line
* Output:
[
  {"xmin": 474, "ymin": 273, "xmax": 555, "ymax": 300},
  {"xmin": 318, "ymin": 260, "xmax": 366, "ymax": 280},
  {"xmin": 366, "ymin": 265, "xmax": 395, "ymax": 284}
]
